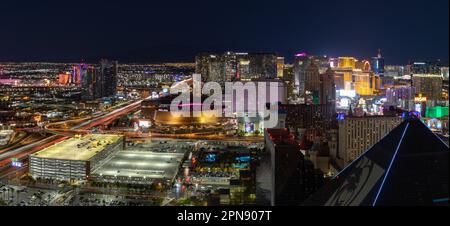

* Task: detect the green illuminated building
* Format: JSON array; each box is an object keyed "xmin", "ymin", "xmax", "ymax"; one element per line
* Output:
[{"xmin": 425, "ymin": 106, "xmax": 449, "ymax": 118}]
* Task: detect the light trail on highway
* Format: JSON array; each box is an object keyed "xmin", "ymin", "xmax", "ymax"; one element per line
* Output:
[{"xmin": 0, "ymin": 99, "xmax": 145, "ymax": 170}]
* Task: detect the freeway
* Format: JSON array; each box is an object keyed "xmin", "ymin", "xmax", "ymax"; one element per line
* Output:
[
  {"xmin": 0, "ymin": 99, "xmax": 144, "ymax": 170},
  {"xmin": 75, "ymin": 100, "xmax": 142, "ymax": 130},
  {"xmin": 0, "ymin": 162, "xmax": 28, "ymax": 181},
  {"xmin": 0, "ymin": 133, "xmax": 44, "ymax": 155},
  {"xmin": 0, "ymin": 135, "xmax": 67, "ymax": 167},
  {"xmin": 0, "ymin": 131, "xmax": 28, "ymax": 151}
]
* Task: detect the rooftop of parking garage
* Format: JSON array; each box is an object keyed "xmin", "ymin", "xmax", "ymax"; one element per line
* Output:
[
  {"xmin": 92, "ymin": 149, "xmax": 185, "ymax": 182},
  {"xmin": 31, "ymin": 134, "xmax": 122, "ymax": 161}
]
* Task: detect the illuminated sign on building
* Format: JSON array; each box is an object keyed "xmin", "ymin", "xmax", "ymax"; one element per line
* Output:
[
  {"xmin": 414, "ymin": 96, "xmax": 427, "ymax": 102},
  {"xmin": 336, "ymin": 113, "xmax": 345, "ymax": 120},
  {"xmin": 11, "ymin": 158, "xmax": 23, "ymax": 168},
  {"xmin": 427, "ymin": 118, "xmax": 443, "ymax": 130},
  {"xmin": 338, "ymin": 90, "xmax": 357, "ymax": 98},
  {"xmin": 205, "ymin": 154, "xmax": 216, "ymax": 162},
  {"xmin": 138, "ymin": 120, "xmax": 150, "ymax": 128},
  {"xmin": 295, "ymin": 52, "xmax": 307, "ymax": 57},
  {"xmin": 415, "ymin": 104, "xmax": 422, "ymax": 113},
  {"xmin": 245, "ymin": 123, "xmax": 255, "ymax": 133},
  {"xmin": 340, "ymin": 98, "xmax": 350, "ymax": 108}
]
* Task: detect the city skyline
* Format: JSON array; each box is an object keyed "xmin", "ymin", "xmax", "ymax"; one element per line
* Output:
[
  {"xmin": 0, "ymin": 0, "xmax": 448, "ymax": 64},
  {"xmin": 0, "ymin": 0, "xmax": 448, "ymax": 209}
]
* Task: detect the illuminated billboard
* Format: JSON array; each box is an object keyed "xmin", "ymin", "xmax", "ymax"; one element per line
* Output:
[
  {"xmin": 138, "ymin": 120, "xmax": 151, "ymax": 128},
  {"xmin": 339, "ymin": 98, "xmax": 350, "ymax": 108},
  {"xmin": 415, "ymin": 104, "xmax": 422, "ymax": 113},
  {"xmin": 338, "ymin": 90, "xmax": 357, "ymax": 98}
]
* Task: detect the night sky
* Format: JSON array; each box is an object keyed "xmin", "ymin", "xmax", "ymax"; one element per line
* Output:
[{"xmin": 0, "ymin": 0, "xmax": 448, "ymax": 64}]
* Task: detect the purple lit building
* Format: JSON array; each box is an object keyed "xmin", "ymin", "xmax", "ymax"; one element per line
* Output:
[{"xmin": 385, "ymin": 86, "xmax": 416, "ymax": 111}]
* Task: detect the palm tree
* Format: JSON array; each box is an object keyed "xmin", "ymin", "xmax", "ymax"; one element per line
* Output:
[
  {"xmin": 0, "ymin": 198, "xmax": 6, "ymax": 206},
  {"xmin": 8, "ymin": 188, "xmax": 15, "ymax": 204}
]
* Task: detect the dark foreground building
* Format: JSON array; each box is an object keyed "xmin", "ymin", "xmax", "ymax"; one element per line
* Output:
[
  {"xmin": 305, "ymin": 117, "xmax": 449, "ymax": 206},
  {"xmin": 264, "ymin": 128, "xmax": 324, "ymax": 206}
]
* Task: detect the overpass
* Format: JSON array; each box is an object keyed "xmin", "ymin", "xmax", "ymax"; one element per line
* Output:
[{"xmin": 0, "ymin": 99, "xmax": 145, "ymax": 170}]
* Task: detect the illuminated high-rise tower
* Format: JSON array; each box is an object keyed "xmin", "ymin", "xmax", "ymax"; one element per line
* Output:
[
  {"xmin": 277, "ymin": 57, "xmax": 285, "ymax": 78},
  {"xmin": 195, "ymin": 52, "xmax": 278, "ymax": 83},
  {"xmin": 100, "ymin": 59, "xmax": 118, "ymax": 97},
  {"xmin": 304, "ymin": 61, "xmax": 320, "ymax": 94},
  {"xmin": 338, "ymin": 57, "xmax": 357, "ymax": 69},
  {"xmin": 195, "ymin": 53, "xmax": 226, "ymax": 83},
  {"xmin": 320, "ymin": 68, "xmax": 336, "ymax": 106},
  {"xmin": 372, "ymin": 49, "xmax": 385, "ymax": 77},
  {"xmin": 293, "ymin": 53, "xmax": 310, "ymax": 94},
  {"xmin": 224, "ymin": 52, "xmax": 238, "ymax": 81},
  {"xmin": 72, "ymin": 63, "xmax": 89, "ymax": 84},
  {"xmin": 81, "ymin": 60, "xmax": 118, "ymax": 101},
  {"xmin": 294, "ymin": 53, "xmax": 331, "ymax": 96},
  {"xmin": 0, "ymin": 66, "xmax": 5, "ymax": 79},
  {"xmin": 81, "ymin": 65, "xmax": 101, "ymax": 101}
]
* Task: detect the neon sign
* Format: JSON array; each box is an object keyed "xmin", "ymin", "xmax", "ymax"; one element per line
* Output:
[
  {"xmin": 11, "ymin": 158, "xmax": 23, "ymax": 168},
  {"xmin": 414, "ymin": 96, "xmax": 427, "ymax": 102}
]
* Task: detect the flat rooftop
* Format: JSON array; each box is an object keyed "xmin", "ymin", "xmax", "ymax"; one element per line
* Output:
[
  {"xmin": 92, "ymin": 150, "xmax": 185, "ymax": 181},
  {"xmin": 31, "ymin": 134, "xmax": 122, "ymax": 161}
]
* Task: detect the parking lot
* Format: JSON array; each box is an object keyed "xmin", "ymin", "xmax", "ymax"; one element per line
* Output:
[
  {"xmin": 70, "ymin": 193, "xmax": 162, "ymax": 206},
  {"xmin": 91, "ymin": 139, "xmax": 193, "ymax": 185},
  {"xmin": 0, "ymin": 184, "xmax": 59, "ymax": 206}
]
